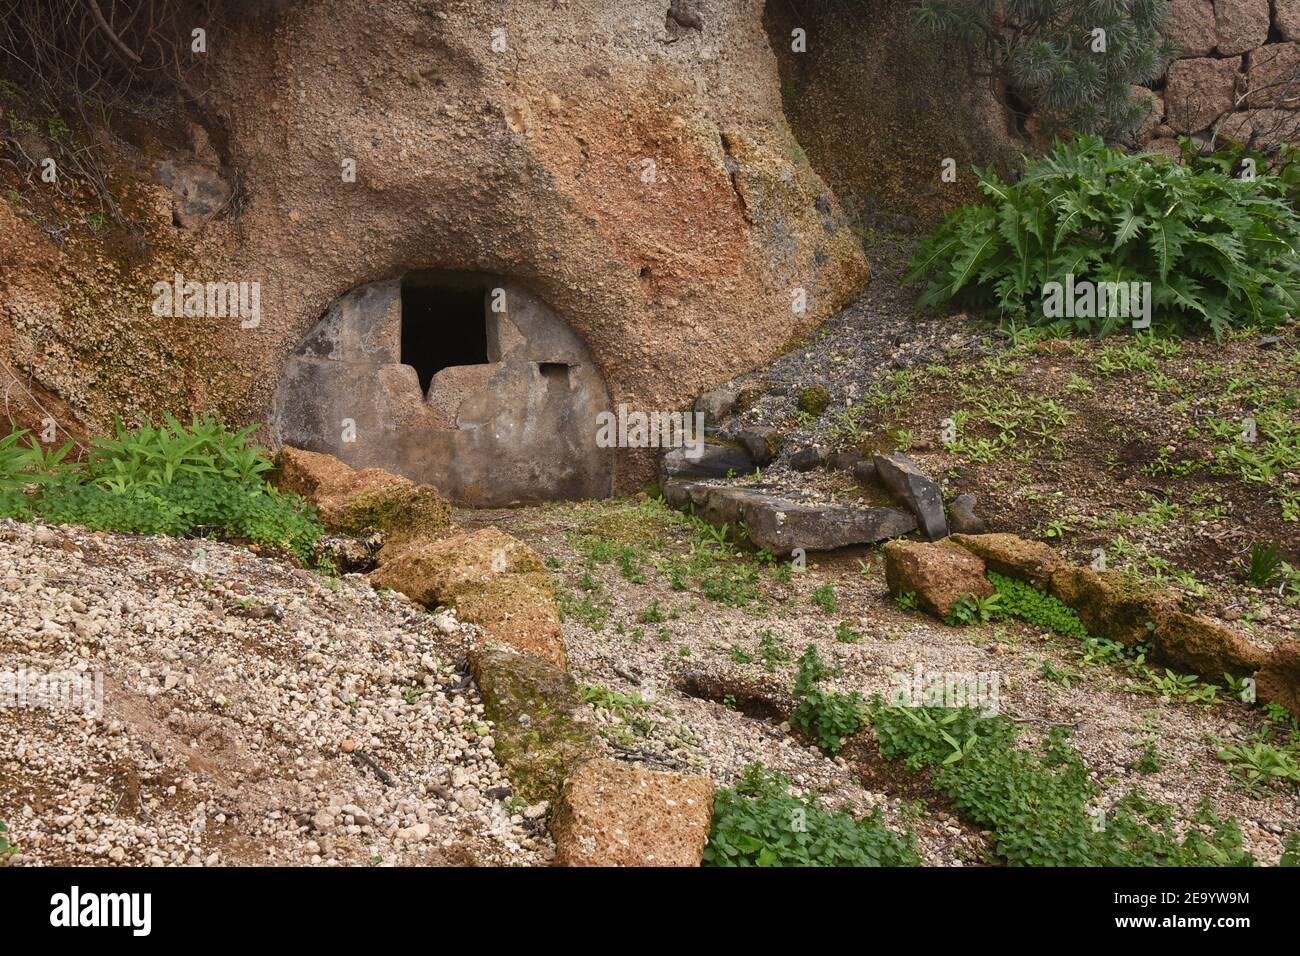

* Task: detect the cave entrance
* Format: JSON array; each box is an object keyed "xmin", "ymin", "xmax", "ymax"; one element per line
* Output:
[
  {"xmin": 400, "ymin": 274, "xmax": 489, "ymax": 394},
  {"xmin": 271, "ymin": 270, "xmax": 615, "ymax": 505}
]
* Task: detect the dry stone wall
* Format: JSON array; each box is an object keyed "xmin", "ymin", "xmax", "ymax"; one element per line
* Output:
[{"xmin": 1140, "ymin": 0, "xmax": 1300, "ymax": 152}]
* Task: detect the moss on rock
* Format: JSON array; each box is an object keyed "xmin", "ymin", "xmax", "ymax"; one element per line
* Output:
[{"xmin": 470, "ymin": 647, "xmax": 597, "ymax": 805}]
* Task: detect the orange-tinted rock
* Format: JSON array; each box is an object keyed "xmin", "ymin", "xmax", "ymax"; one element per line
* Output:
[
  {"xmin": 1254, "ymin": 640, "xmax": 1300, "ymax": 717},
  {"xmin": 949, "ymin": 533, "xmax": 1064, "ymax": 591},
  {"xmin": 551, "ymin": 759, "xmax": 714, "ymax": 867},
  {"xmin": 372, "ymin": 527, "xmax": 566, "ymax": 669},
  {"xmin": 883, "ymin": 539, "xmax": 994, "ymax": 619}
]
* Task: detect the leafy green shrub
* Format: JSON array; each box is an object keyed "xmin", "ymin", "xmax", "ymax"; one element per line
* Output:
[
  {"xmin": 0, "ymin": 819, "xmax": 13, "ymax": 864},
  {"xmin": 0, "ymin": 419, "xmax": 322, "ymax": 563},
  {"xmin": 704, "ymin": 763, "xmax": 919, "ymax": 867},
  {"xmin": 907, "ymin": 137, "xmax": 1300, "ymax": 336},
  {"xmin": 914, "ymin": 0, "xmax": 1174, "ymax": 140},
  {"xmin": 988, "ymin": 571, "xmax": 1090, "ymax": 638},
  {"xmin": 789, "ymin": 646, "xmax": 865, "ymax": 753},
  {"xmin": 87, "ymin": 413, "xmax": 273, "ymax": 490},
  {"xmin": 868, "ymin": 703, "xmax": 1256, "ymax": 866},
  {"xmin": 0, "ymin": 429, "xmax": 75, "ymax": 492}
]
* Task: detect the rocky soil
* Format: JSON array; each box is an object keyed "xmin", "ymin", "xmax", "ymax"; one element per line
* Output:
[
  {"xmin": 0, "ymin": 519, "xmax": 549, "ymax": 867},
  {"xmin": 476, "ymin": 496, "xmax": 1298, "ymax": 867}
]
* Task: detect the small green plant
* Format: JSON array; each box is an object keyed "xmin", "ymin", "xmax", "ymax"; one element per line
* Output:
[
  {"xmin": 1134, "ymin": 740, "xmax": 1163, "ymax": 774},
  {"xmin": 758, "ymin": 629, "xmax": 789, "ymax": 672},
  {"xmin": 834, "ymin": 620, "xmax": 862, "ymax": 644},
  {"xmin": 638, "ymin": 599, "xmax": 667, "ymax": 624},
  {"xmin": 944, "ymin": 592, "xmax": 1002, "ymax": 627},
  {"xmin": 894, "ymin": 591, "xmax": 918, "ymax": 612},
  {"xmin": 789, "ymin": 645, "xmax": 865, "ymax": 754},
  {"xmin": 1245, "ymin": 541, "xmax": 1286, "ymax": 587},
  {"xmin": 809, "ymin": 583, "xmax": 838, "ymax": 614},
  {"xmin": 1215, "ymin": 739, "xmax": 1300, "ymax": 793},
  {"xmin": 988, "ymin": 572, "xmax": 1090, "ymax": 639},
  {"xmin": 0, "ymin": 819, "xmax": 13, "ymax": 864},
  {"xmin": 1281, "ymin": 832, "xmax": 1300, "ymax": 867}
]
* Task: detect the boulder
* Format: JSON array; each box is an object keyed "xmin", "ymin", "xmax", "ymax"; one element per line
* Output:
[
  {"xmin": 1131, "ymin": 85, "xmax": 1165, "ymax": 142},
  {"xmin": 1165, "ymin": 56, "xmax": 1241, "ymax": 133},
  {"xmin": 662, "ymin": 479, "xmax": 915, "ymax": 555},
  {"xmin": 949, "ymin": 533, "xmax": 1063, "ymax": 591},
  {"xmin": 1149, "ymin": 610, "xmax": 1268, "ymax": 680},
  {"xmin": 550, "ymin": 758, "xmax": 714, "ymax": 867},
  {"xmin": 797, "ymin": 385, "xmax": 830, "ymax": 416},
  {"xmin": 371, "ymin": 527, "xmax": 566, "ymax": 669},
  {"xmin": 693, "ymin": 384, "xmax": 741, "ymax": 423},
  {"xmin": 661, "ymin": 443, "xmax": 752, "ymax": 481},
  {"xmin": 851, "ymin": 459, "xmax": 878, "ymax": 485},
  {"xmin": 1048, "ymin": 567, "xmax": 1177, "ymax": 645},
  {"xmin": 1255, "ymin": 640, "xmax": 1300, "ymax": 716},
  {"xmin": 1162, "ymin": 0, "xmax": 1218, "ymax": 56},
  {"xmin": 1246, "ymin": 42, "xmax": 1300, "ymax": 108},
  {"xmin": 788, "ymin": 445, "xmax": 827, "ymax": 471},
  {"xmin": 826, "ymin": 449, "xmax": 865, "ymax": 471},
  {"xmin": 154, "ymin": 160, "xmax": 233, "ymax": 229},
  {"xmin": 1215, "ymin": 0, "xmax": 1269, "ymax": 55},
  {"xmin": 469, "ymin": 648, "xmax": 597, "ymax": 804},
  {"xmin": 272, "ymin": 446, "xmax": 450, "ymax": 544},
  {"xmin": 873, "ymin": 452, "xmax": 948, "ymax": 540},
  {"xmin": 736, "ymin": 427, "xmax": 783, "ymax": 467},
  {"xmin": 946, "ymin": 494, "xmax": 986, "ymax": 535},
  {"xmin": 883, "ymin": 539, "xmax": 994, "ymax": 619}
]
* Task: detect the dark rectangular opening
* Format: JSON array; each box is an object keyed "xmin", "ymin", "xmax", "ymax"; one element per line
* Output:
[{"xmin": 400, "ymin": 278, "xmax": 488, "ymax": 394}]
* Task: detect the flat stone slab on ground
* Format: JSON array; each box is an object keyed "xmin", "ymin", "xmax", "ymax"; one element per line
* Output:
[{"xmin": 663, "ymin": 478, "xmax": 915, "ymax": 555}]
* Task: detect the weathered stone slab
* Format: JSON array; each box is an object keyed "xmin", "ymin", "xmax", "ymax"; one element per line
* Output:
[
  {"xmin": 469, "ymin": 648, "xmax": 597, "ymax": 804},
  {"xmin": 662, "ymin": 479, "xmax": 915, "ymax": 555},
  {"xmin": 873, "ymin": 452, "xmax": 948, "ymax": 540}
]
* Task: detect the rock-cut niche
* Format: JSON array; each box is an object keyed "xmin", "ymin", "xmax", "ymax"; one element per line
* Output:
[{"xmin": 270, "ymin": 270, "xmax": 614, "ymax": 507}]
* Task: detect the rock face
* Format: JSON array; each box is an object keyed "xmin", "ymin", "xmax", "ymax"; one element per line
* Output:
[
  {"xmin": 946, "ymin": 494, "xmax": 986, "ymax": 535},
  {"xmin": 0, "ymin": 0, "xmax": 870, "ymax": 499},
  {"xmin": 663, "ymin": 478, "xmax": 915, "ymax": 555},
  {"xmin": 882, "ymin": 539, "xmax": 994, "ymax": 618},
  {"xmin": 1163, "ymin": 0, "xmax": 1218, "ymax": 56},
  {"xmin": 1165, "ymin": 57, "xmax": 1242, "ymax": 133},
  {"xmin": 1277, "ymin": 0, "xmax": 1300, "ymax": 41},
  {"xmin": 550, "ymin": 758, "xmax": 714, "ymax": 867},
  {"xmin": 469, "ymin": 648, "xmax": 597, "ymax": 804},
  {"xmin": 1246, "ymin": 43, "xmax": 1300, "ymax": 108},
  {"xmin": 1215, "ymin": 0, "xmax": 1270, "ymax": 56},
  {"xmin": 371, "ymin": 527, "xmax": 566, "ymax": 669},
  {"xmin": 873, "ymin": 453, "xmax": 948, "ymax": 541},
  {"xmin": 764, "ymin": 0, "xmax": 1020, "ymax": 226}
]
